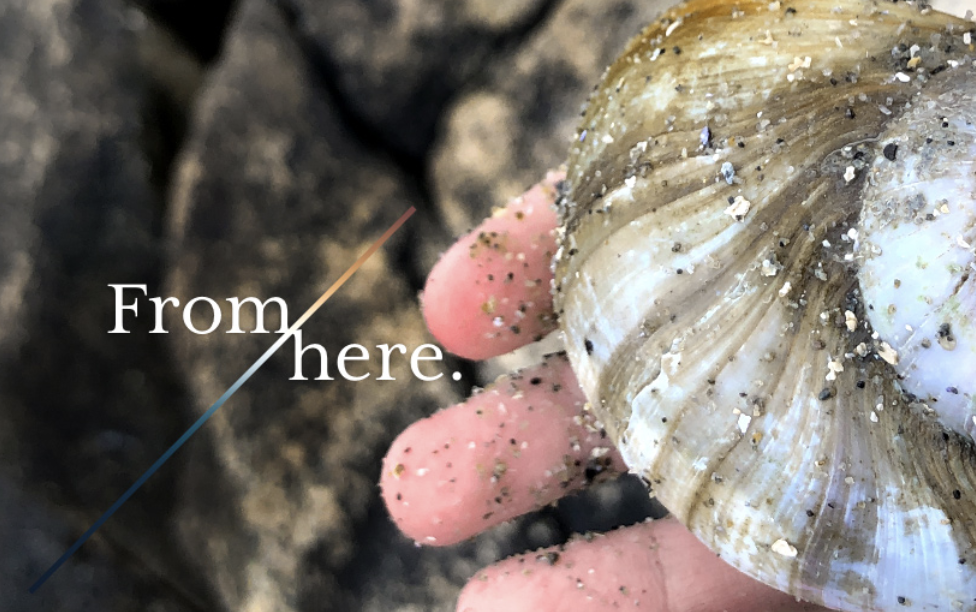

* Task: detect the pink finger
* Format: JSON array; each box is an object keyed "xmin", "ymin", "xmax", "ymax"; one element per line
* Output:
[
  {"xmin": 381, "ymin": 353, "xmax": 624, "ymax": 546},
  {"xmin": 458, "ymin": 518, "xmax": 827, "ymax": 612},
  {"xmin": 423, "ymin": 172, "xmax": 563, "ymax": 360}
]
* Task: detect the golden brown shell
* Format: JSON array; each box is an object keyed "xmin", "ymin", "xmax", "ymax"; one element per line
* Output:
[{"xmin": 554, "ymin": 0, "xmax": 976, "ymax": 608}]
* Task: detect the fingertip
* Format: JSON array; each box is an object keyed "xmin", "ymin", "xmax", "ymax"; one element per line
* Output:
[
  {"xmin": 423, "ymin": 176, "xmax": 562, "ymax": 360},
  {"xmin": 381, "ymin": 355, "xmax": 623, "ymax": 546},
  {"xmin": 380, "ymin": 406, "xmax": 496, "ymax": 546},
  {"xmin": 457, "ymin": 525, "xmax": 660, "ymax": 612},
  {"xmin": 457, "ymin": 519, "xmax": 826, "ymax": 612}
]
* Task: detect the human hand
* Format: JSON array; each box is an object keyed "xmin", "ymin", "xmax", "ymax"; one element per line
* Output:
[{"xmin": 381, "ymin": 173, "xmax": 826, "ymax": 612}]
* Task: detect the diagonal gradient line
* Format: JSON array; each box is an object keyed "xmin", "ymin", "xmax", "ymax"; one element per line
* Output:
[{"xmin": 29, "ymin": 207, "xmax": 416, "ymax": 593}]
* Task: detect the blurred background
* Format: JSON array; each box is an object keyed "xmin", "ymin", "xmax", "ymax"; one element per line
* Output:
[
  {"xmin": 2, "ymin": 0, "xmax": 969, "ymax": 610},
  {"xmin": 0, "ymin": 0, "xmax": 674, "ymax": 610}
]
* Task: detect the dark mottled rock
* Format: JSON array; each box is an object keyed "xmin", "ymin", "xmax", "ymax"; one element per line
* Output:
[
  {"xmin": 137, "ymin": 16, "xmax": 205, "ymax": 194},
  {"xmin": 130, "ymin": 0, "xmax": 238, "ymax": 61},
  {"xmin": 0, "ymin": 473, "xmax": 197, "ymax": 612},
  {"xmin": 165, "ymin": 1, "xmax": 552, "ymax": 610},
  {"xmin": 432, "ymin": 0, "xmax": 673, "ymax": 234},
  {"xmin": 0, "ymin": 0, "xmax": 206, "ymax": 608},
  {"xmin": 278, "ymin": 0, "xmax": 553, "ymax": 157}
]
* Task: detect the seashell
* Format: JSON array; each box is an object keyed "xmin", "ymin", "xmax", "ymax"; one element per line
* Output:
[{"xmin": 552, "ymin": 0, "xmax": 976, "ymax": 609}]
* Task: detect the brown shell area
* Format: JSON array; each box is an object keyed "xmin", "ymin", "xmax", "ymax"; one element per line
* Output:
[{"xmin": 554, "ymin": 0, "xmax": 976, "ymax": 608}]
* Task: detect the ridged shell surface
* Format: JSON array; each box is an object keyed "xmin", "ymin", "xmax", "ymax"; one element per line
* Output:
[{"xmin": 553, "ymin": 0, "xmax": 976, "ymax": 609}]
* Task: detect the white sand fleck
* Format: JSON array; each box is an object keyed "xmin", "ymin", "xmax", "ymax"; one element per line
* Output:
[
  {"xmin": 590, "ymin": 446, "xmax": 610, "ymax": 459},
  {"xmin": 725, "ymin": 196, "xmax": 752, "ymax": 221},
  {"xmin": 877, "ymin": 342, "xmax": 899, "ymax": 365},
  {"xmin": 826, "ymin": 359, "xmax": 844, "ymax": 382},
  {"xmin": 737, "ymin": 413, "xmax": 752, "ymax": 434},
  {"xmin": 771, "ymin": 539, "xmax": 798, "ymax": 557},
  {"xmin": 788, "ymin": 56, "xmax": 811, "ymax": 71}
]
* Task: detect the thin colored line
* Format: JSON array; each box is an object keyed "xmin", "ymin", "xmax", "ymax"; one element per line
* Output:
[{"xmin": 29, "ymin": 207, "xmax": 416, "ymax": 593}]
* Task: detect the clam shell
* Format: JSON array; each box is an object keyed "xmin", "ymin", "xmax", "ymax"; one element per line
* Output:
[{"xmin": 553, "ymin": 0, "xmax": 976, "ymax": 609}]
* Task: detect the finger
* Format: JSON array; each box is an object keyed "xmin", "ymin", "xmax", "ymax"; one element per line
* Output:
[
  {"xmin": 423, "ymin": 171, "xmax": 563, "ymax": 360},
  {"xmin": 381, "ymin": 353, "xmax": 625, "ymax": 546},
  {"xmin": 457, "ymin": 517, "xmax": 827, "ymax": 612}
]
